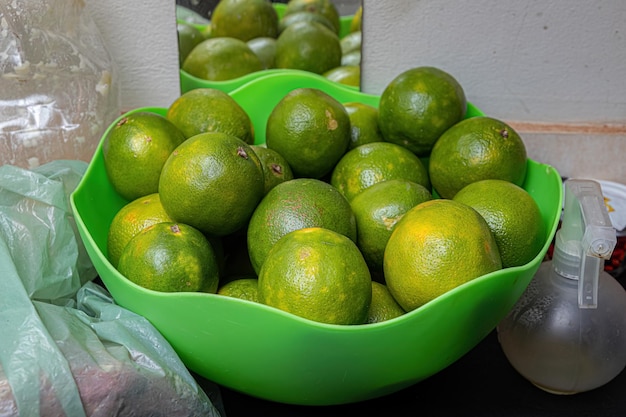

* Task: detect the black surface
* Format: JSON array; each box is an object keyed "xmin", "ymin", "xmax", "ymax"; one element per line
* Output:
[{"xmin": 197, "ymin": 329, "xmax": 626, "ymax": 417}]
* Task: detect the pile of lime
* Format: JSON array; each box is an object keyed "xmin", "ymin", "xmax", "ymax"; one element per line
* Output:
[
  {"xmin": 177, "ymin": 0, "xmax": 363, "ymax": 88},
  {"xmin": 102, "ymin": 65, "xmax": 545, "ymax": 326}
]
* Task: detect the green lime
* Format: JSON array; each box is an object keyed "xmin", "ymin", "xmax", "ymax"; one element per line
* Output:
[
  {"xmin": 182, "ymin": 37, "xmax": 263, "ymax": 81},
  {"xmin": 158, "ymin": 132, "xmax": 264, "ymax": 236},
  {"xmin": 166, "ymin": 87, "xmax": 254, "ymax": 143},
  {"xmin": 102, "ymin": 112, "xmax": 186, "ymax": 201},
  {"xmin": 378, "ymin": 66, "xmax": 466, "ymax": 156},
  {"xmin": 274, "ymin": 21, "xmax": 342, "ymax": 75},
  {"xmin": 428, "ymin": 116, "xmax": 528, "ymax": 199},
  {"xmin": 118, "ymin": 222, "xmax": 220, "ymax": 293},
  {"xmin": 247, "ymin": 178, "xmax": 357, "ymax": 274},
  {"xmin": 257, "ymin": 227, "xmax": 372, "ymax": 325},
  {"xmin": 210, "ymin": 0, "xmax": 279, "ymax": 41},
  {"xmin": 265, "ymin": 87, "xmax": 350, "ymax": 179}
]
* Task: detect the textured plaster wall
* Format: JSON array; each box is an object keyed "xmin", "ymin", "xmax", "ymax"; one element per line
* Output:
[
  {"xmin": 85, "ymin": 0, "xmax": 181, "ymax": 112},
  {"xmin": 361, "ymin": 0, "xmax": 626, "ymax": 181},
  {"xmin": 361, "ymin": 0, "xmax": 626, "ymax": 124}
]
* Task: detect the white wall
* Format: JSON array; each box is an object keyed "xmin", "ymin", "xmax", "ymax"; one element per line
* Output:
[
  {"xmin": 361, "ymin": 0, "xmax": 626, "ymax": 124},
  {"xmin": 85, "ymin": 0, "xmax": 181, "ymax": 112},
  {"xmin": 361, "ymin": 0, "xmax": 626, "ymax": 181}
]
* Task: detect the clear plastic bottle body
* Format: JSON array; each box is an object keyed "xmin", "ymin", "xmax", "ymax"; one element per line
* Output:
[{"xmin": 498, "ymin": 261, "xmax": 626, "ymax": 394}]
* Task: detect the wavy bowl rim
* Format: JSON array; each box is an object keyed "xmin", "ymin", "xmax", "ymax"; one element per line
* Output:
[{"xmin": 71, "ymin": 103, "xmax": 562, "ymax": 333}]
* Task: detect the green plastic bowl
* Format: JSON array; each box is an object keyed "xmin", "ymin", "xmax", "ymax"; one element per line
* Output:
[
  {"xmin": 179, "ymin": 4, "xmax": 357, "ymax": 93},
  {"xmin": 71, "ymin": 71, "xmax": 563, "ymax": 406}
]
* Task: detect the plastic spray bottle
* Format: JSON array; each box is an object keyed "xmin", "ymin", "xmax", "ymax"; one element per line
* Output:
[{"xmin": 497, "ymin": 179, "xmax": 626, "ymax": 394}]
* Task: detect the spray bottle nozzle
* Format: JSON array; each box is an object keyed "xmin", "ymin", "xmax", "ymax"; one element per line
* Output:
[{"xmin": 552, "ymin": 179, "xmax": 616, "ymax": 308}]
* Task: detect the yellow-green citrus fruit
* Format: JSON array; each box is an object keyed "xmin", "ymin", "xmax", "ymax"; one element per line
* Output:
[
  {"xmin": 247, "ymin": 178, "xmax": 357, "ymax": 274},
  {"xmin": 266, "ymin": 87, "xmax": 350, "ymax": 179},
  {"xmin": 247, "ymin": 37, "xmax": 277, "ymax": 69},
  {"xmin": 250, "ymin": 144, "xmax": 294, "ymax": 194},
  {"xmin": 341, "ymin": 50, "xmax": 361, "ymax": 66},
  {"xmin": 158, "ymin": 132, "xmax": 264, "ymax": 237},
  {"xmin": 340, "ymin": 30, "xmax": 361, "ymax": 55},
  {"xmin": 330, "ymin": 141, "xmax": 431, "ymax": 202},
  {"xmin": 284, "ymin": 0, "xmax": 341, "ymax": 34},
  {"xmin": 166, "ymin": 87, "xmax": 254, "ymax": 143},
  {"xmin": 378, "ymin": 66, "xmax": 467, "ymax": 156},
  {"xmin": 257, "ymin": 227, "xmax": 372, "ymax": 325},
  {"xmin": 217, "ymin": 277, "xmax": 259, "ymax": 302},
  {"xmin": 118, "ymin": 222, "xmax": 220, "ymax": 293},
  {"xmin": 274, "ymin": 21, "xmax": 342, "ymax": 75},
  {"xmin": 177, "ymin": 22, "xmax": 204, "ymax": 65},
  {"xmin": 200, "ymin": 24, "xmax": 213, "ymax": 40},
  {"xmin": 453, "ymin": 179, "xmax": 545, "ymax": 268},
  {"xmin": 182, "ymin": 37, "xmax": 263, "ymax": 81},
  {"xmin": 343, "ymin": 101, "xmax": 384, "ymax": 149},
  {"xmin": 428, "ymin": 116, "xmax": 528, "ymax": 199},
  {"xmin": 278, "ymin": 10, "xmax": 335, "ymax": 34},
  {"xmin": 210, "ymin": 0, "xmax": 279, "ymax": 41},
  {"xmin": 350, "ymin": 179, "xmax": 432, "ymax": 273},
  {"xmin": 350, "ymin": 6, "xmax": 362, "ymax": 33},
  {"xmin": 102, "ymin": 112, "xmax": 186, "ymax": 201},
  {"xmin": 323, "ymin": 65, "xmax": 360, "ymax": 88},
  {"xmin": 384, "ymin": 199, "xmax": 502, "ymax": 312},
  {"xmin": 107, "ymin": 193, "xmax": 172, "ymax": 268},
  {"xmin": 366, "ymin": 281, "xmax": 406, "ymax": 324}
]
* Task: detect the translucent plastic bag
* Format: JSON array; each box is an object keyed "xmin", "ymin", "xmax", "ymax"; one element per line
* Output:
[
  {"xmin": 0, "ymin": 0, "xmax": 120, "ymax": 169},
  {"xmin": 0, "ymin": 161, "xmax": 221, "ymax": 417},
  {"xmin": 0, "ymin": 160, "xmax": 94, "ymax": 302}
]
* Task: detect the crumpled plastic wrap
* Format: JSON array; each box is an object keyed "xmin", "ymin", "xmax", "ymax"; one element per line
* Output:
[
  {"xmin": 0, "ymin": 0, "xmax": 120, "ymax": 169},
  {"xmin": 0, "ymin": 160, "xmax": 94, "ymax": 302},
  {"xmin": 0, "ymin": 160, "xmax": 221, "ymax": 417}
]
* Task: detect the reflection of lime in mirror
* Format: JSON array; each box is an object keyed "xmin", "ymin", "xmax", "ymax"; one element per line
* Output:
[
  {"xmin": 341, "ymin": 50, "xmax": 361, "ymax": 66},
  {"xmin": 176, "ymin": 4, "xmax": 210, "ymax": 26},
  {"xmin": 182, "ymin": 37, "xmax": 263, "ymax": 81},
  {"xmin": 279, "ymin": 10, "xmax": 335, "ymax": 34},
  {"xmin": 350, "ymin": 6, "xmax": 362, "ymax": 32},
  {"xmin": 211, "ymin": 0, "xmax": 279, "ymax": 41},
  {"xmin": 177, "ymin": 22, "xmax": 204, "ymax": 65},
  {"xmin": 275, "ymin": 21, "xmax": 342, "ymax": 75},
  {"xmin": 284, "ymin": 0, "xmax": 341, "ymax": 35},
  {"xmin": 323, "ymin": 65, "xmax": 360, "ymax": 88},
  {"xmin": 247, "ymin": 37, "xmax": 277, "ymax": 69},
  {"xmin": 340, "ymin": 30, "xmax": 361, "ymax": 55}
]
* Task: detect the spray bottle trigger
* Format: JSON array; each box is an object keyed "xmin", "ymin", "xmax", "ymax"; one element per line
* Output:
[
  {"xmin": 564, "ymin": 180, "xmax": 617, "ymax": 308},
  {"xmin": 579, "ymin": 254, "xmax": 600, "ymax": 308}
]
